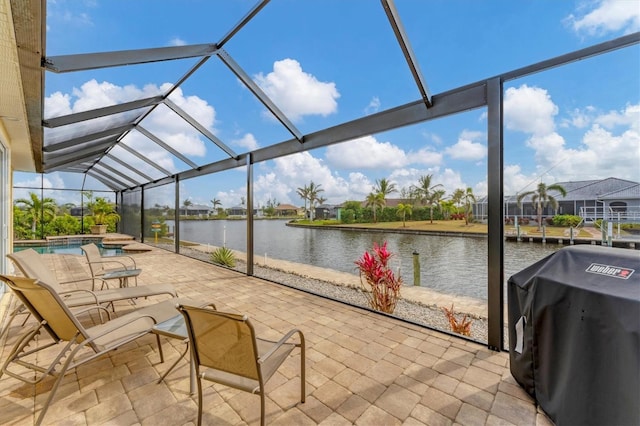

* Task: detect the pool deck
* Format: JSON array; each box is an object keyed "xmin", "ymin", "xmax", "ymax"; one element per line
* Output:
[{"xmin": 0, "ymin": 244, "xmax": 553, "ymax": 425}]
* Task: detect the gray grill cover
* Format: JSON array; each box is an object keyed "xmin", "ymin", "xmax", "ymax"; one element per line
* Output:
[{"xmin": 508, "ymin": 245, "xmax": 640, "ymax": 426}]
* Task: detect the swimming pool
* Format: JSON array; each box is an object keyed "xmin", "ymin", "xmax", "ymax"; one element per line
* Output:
[{"xmin": 13, "ymin": 243, "xmax": 125, "ymax": 256}]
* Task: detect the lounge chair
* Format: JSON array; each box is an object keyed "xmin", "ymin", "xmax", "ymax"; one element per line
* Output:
[
  {"xmin": 4, "ymin": 249, "xmax": 177, "ymax": 334},
  {"xmin": 7, "ymin": 248, "xmax": 176, "ymax": 303},
  {"xmin": 0, "ymin": 274, "xmax": 191, "ymax": 425},
  {"xmin": 81, "ymin": 243, "xmax": 140, "ymax": 289},
  {"xmin": 177, "ymin": 303, "xmax": 306, "ymax": 426}
]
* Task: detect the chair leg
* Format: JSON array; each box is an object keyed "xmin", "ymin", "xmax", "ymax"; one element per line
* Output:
[
  {"xmin": 0, "ymin": 304, "xmax": 29, "ymax": 342},
  {"xmin": 260, "ymin": 392, "xmax": 266, "ymax": 426},
  {"xmin": 300, "ymin": 335, "xmax": 306, "ymax": 403},
  {"xmin": 196, "ymin": 376, "xmax": 203, "ymax": 426},
  {"xmin": 34, "ymin": 342, "xmax": 81, "ymax": 426},
  {"xmin": 155, "ymin": 334, "xmax": 164, "ymax": 363}
]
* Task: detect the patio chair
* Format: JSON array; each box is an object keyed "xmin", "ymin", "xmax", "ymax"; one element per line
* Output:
[
  {"xmin": 4, "ymin": 249, "xmax": 177, "ymax": 334},
  {"xmin": 81, "ymin": 243, "xmax": 140, "ymax": 289},
  {"xmin": 177, "ymin": 303, "xmax": 306, "ymax": 426},
  {"xmin": 0, "ymin": 274, "xmax": 186, "ymax": 425}
]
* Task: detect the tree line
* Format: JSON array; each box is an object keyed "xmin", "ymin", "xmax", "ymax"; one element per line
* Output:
[
  {"xmin": 13, "ymin": 191, "xmax": 119, "ymax": 240},
  {"xmin": 293, "ymin": 175, "xmax": 477, "ymax": 226}
]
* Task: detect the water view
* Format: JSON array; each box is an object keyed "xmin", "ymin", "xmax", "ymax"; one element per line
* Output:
[{"xmin": 172, "ymin": 219, "xmax": 561, "ymax": 300}]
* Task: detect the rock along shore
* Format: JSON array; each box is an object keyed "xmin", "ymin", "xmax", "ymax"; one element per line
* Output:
[{"xmin": 175, "ymin": 243, "xmax": 493, "ymax": 343}]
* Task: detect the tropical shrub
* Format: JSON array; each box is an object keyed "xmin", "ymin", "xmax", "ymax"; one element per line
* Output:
[
  {"xmin": 341, "ymin": 209, "xmax": 356, "ymax": 224},
  {"xmin": 621, "ymin": 223, "xmax": 640, "ymax": 234},
  {"xmin": 45, "ymin": 214, "xmax": 81, "ymax": 236},
  {"xmin": 210, "ymin": 246, "xmax": 236, "ymax": 268},
  {"xmin": 552, "ymin": 214, "xmax": 581, "ymax": 227},
  {"xmin": 12, "ymin": 206, "xmax": 31, "ymax": 240},
  {"xmin": 354, "ymin": 241, "xmax": 402, "ymax": 314}
]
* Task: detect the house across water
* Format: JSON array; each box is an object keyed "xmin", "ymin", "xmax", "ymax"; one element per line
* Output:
[{"xmin": 475, "ymin": 177, "xmax": 640, "ymax": 223}]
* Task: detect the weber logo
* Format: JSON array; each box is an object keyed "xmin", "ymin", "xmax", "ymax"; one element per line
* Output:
[{"xmin": 586, "ymin": 263, "xmax": 635, "ymax": 280}]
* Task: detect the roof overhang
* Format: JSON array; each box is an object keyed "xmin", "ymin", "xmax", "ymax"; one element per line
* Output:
[{"xmin": 0, "ymin": 0, "xmax": 44, "ymax": 172}]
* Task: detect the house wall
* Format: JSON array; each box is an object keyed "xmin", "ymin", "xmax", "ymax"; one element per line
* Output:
[{"xmin": 0, "ymin": 137, "xmax": 9, "ymax": 278}]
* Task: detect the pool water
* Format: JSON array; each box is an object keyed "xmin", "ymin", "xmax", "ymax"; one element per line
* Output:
[{"xmin": 13, "ymin": 243, "xmax": 124, "ymax": 256}]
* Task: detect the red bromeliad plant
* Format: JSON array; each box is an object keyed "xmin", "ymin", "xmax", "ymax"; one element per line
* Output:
[{"xmin": 354, "ymin": 241, "xmax": 403, "ymax": 314}]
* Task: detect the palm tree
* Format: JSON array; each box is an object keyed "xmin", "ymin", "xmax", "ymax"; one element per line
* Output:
[
  {"xmin": 296, "ymin": 184, "xmax": 310, "ymax": 220},
  {"xmin": 461, "ymin": 187, "xmax": 476, "ymax": 225},
  {"xmin": 412, "ymin": 175, "xmax": 444, "ymax": 224},
  {"xmin": 412, "ymin": 174, "xmax": 443, "ymax": 210},
  {"xmin": 439, "ymin": 199, "xmax": 456, "ymax": 220},
  {"xmin": 366, "ymin": 192, "xmax": 385, "ymax": 223},
  {"xmin": 211, "ymin": 198, "xmax": 222, "ymax": 216},
  {"xmin": 396, "ymin": 203, "xmax": 413, "ymax": 227},
  {"xmin": 399, "ymin": 187, "xmax": 415, "ymax": 204},
  {"xmin": 374, "ymin": 178, "xmax": 397, "ymax": 199},
  {"xmin": 451, "ymin": 188, "xmax": 465, "ymax": 213},
  {"xmin": 517, "ymin": 182, "xmax": 567, "ymax": 231},
  {"xmin": 14, "ymin": 192, "xmax": 57, "ymax": 239},
  {"xmin": 425, "ymin": 189, "xmax": 446, "ymax": 223},
  {"xmin": 307, "ymin": 181, "xmax": 324, "ymax": 221},
  {"xmin": 182, "ymin": 198, "xmax": 193, "ymax": 216}
]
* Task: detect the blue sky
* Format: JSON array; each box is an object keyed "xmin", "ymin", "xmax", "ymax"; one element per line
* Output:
[{"xmin": 15, "ymin": 0, "xmax": 640, "ymax": 209}]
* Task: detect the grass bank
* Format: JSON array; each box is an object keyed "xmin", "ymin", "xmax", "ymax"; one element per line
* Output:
[{"xmin": 292, "ymin": 219, "xmax": 594, "ymax": 238}]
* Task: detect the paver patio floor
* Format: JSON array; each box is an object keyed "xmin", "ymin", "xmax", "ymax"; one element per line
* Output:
[{"xmin": 0, "ymin": 245, "xmax": 552, "ymax": 425}]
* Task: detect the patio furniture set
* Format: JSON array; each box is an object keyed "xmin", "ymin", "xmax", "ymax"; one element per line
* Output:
[{"xmin": 0, "ymin": 246, "xmax": 305, "ymax": 425}]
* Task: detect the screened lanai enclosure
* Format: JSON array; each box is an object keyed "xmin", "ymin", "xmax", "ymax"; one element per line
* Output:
[{"xmin": 6, "ymin": 0, "xmax": 640, "ymax": 350}]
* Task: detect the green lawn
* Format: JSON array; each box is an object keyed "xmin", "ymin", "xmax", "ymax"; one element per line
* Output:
[{"xmin": 301, "ymin": 219, "xmax": 596, "ymax": 238}]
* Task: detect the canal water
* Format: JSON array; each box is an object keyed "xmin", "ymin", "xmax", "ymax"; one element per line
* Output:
[{"xmin": 171, "ymin": 219, "xmax": 561, "ymax": 300}]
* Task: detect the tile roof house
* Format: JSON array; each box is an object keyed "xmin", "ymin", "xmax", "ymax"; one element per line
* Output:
[
  {"xmin": 487, "ymin": 177, "xmax": 640, "ymax": 223},
  {"xmin": 274, "ymin": 203, "xmax": 301, "ymax": 216},
  {"xmin": 178, "ymin": 204, "xmax": 212, "ymax": 216}
]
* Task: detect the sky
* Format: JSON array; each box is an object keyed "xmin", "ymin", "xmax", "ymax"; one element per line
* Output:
[{"xmin": 14, "ymin": 0, "xmax": 640, "ymax": 209}]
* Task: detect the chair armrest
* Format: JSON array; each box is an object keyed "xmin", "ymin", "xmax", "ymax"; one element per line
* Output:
[
  {"xmin": 70, "ymin": 304, "xmax": 113, "ymax": 323},
  {"xmin": 58, "ymin": 288, "xmax": 100, "ymax": 305},
  {"xmin": 59, "ymin": 277, "xmax": 96, "ymax": 286},
  {"xmin": 258, "ymin": 328, "xmax": 304, "ymax": 364},
  {"xmin": 60, "ymin": 276, "xmax": 112, "ymax": 290},
  {"xmin": 114, "ymin": 255, "xmax": 137, "ymax": 269},
  {"xmin": 87, "ymin": 259, "xmax": 131, "ymax": 270},
  {"xmin": 74, "ymin": 314, "xmax": 159, "ymax": 356}
]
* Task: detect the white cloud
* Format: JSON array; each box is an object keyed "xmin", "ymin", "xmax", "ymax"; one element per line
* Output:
[
  {"xmin": 47, "ymin": 1, "xmax": 94, "ymax": 28},
  {"xmin": 346, "ymin": 172, "xmax": 374, "ymax": 198},
  {"xmin": 412, "ymin": 148, "xmax": 443, "ymax": 166},
  {"xmin": 504, "ymin": 85, "xmax": 558, "ymax": 135},
  {"xmin": 325, "ymin": 136, "xmax": 408, "ymax": 169},
  {"xmin": 169, "ymin": 37, "xmax": 186, "ymax": 46},
  {"xmin": 502, "ymin": 102, "xmax": 640, "ymax": 192},
  {"xmin": 71, "ymin": 80, "xmax": 162, "ymax": 112},
  {"xmin": 445, "ymin": 130, "xmax": 486, "ymax": 161},
  {"xmin": 421, "ymin": 131, "xmax": 444, "ymax": 145},
  {"xmin": 595, "ymin": 103, "xmax": 640, "ymax": 130},
  {"xmin": 12, "ymin": 173, "xmax": 80, "ymax": 205},
  {"xmin": 254, "ymin": 59, "xmax": 340, "ymax": 122},
  {"xmin": 249, "ymin": 152, "xmax": 356, "ymax": 204},
  {"xmin": 560, "ymin": 106, "xmax": 595, "ymax": 129},
  {"xmin": 44, "ymin": 92, "xmax": 72, "ymax": 118},
  {"xmin": 232, "ymin": 133, "xmax": 260, "ymax": 151},
  {"xmin": 528, "ymin": 104, "xmax": 640, "ymax": 182},
  {"xmin": 44, "ymin": 80, "xmax": 217, "ymax": 175},
  {"xmin": 365, "ymin": 97, "xmax": 381, "ymax": 114},
  {"xmin": 253, "ymin": 172, "xmax": 294, "ymax": 206},
  {"xmin": 565, "ymin": 0, "xmax": 640, "ymax": 36}
]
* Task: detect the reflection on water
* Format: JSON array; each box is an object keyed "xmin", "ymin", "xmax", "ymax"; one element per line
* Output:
[{"xmin": 174, "ymin": 219, "xmax": 561, "ymax": 300}]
